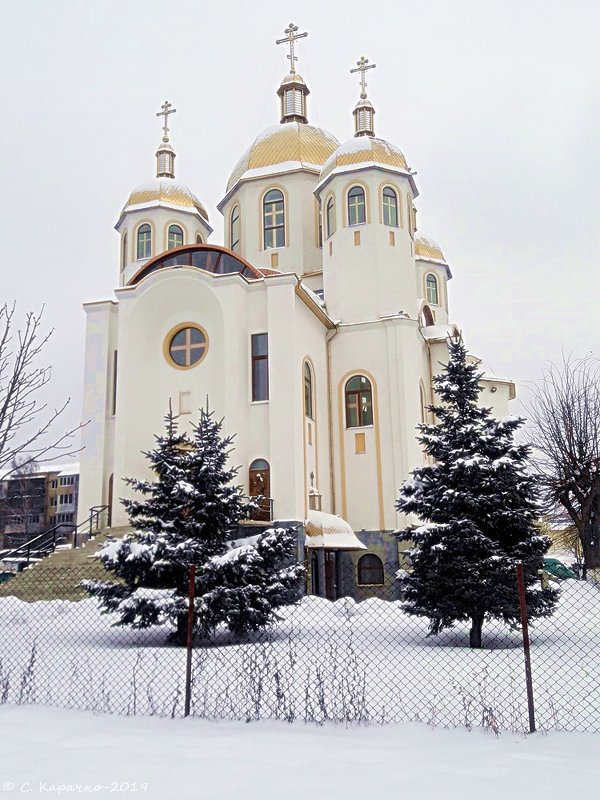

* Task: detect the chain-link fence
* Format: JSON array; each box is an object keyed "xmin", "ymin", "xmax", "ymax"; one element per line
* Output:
[{"xmin": 0, "ymin": 562, "xmax": 598, "ymax": 733}]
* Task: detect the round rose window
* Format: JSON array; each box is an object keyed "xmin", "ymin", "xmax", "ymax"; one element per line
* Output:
[{"xmin": 167, "ymin": 325, "xmax": 208, "ymax": 368}]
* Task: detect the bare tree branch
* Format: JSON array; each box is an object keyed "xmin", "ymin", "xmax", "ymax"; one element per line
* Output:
[
  {"xmin": 0, "ymin": 303, "xmax": 85, "ymax": 481},
  {"xmin": 526, "ymin": 353, "xmax": 600, "ymax": 571}
]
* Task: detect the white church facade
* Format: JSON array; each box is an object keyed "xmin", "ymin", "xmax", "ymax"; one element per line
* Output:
[{"xmin": 78, "ymin": 25, "xmax": 515, "ymax": 599}]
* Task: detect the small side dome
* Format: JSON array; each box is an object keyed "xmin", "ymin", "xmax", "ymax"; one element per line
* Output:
[
  {"xmin": 318, "ymin": 136, "xmax": 412, "ymax": 186},
  {"xmin": 120, "ymin": 178, "xmax": 209, "ymax": 223},
  {"xmin": 225, "ymin": 122, "xmax": 340, "ymax": 194},
  {"xmin": 415, "ymin": 235, "xmax": 447, "ymax": 264}
]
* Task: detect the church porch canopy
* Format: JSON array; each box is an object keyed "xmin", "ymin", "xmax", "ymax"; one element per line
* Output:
[{"xmin": 304, "ymin": 510, "xmax": 367, "ymax": 551}]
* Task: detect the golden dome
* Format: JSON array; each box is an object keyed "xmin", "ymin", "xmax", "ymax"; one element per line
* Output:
[
  {"xmin": 279, "ymin": 72, "xmax": 307, "ymax": 87},
  {"xmin": 319, "ymin": 136, "xmax": 410, "ymax": 184},
  {"xmin": 415, "ymin": 235, "xmax": 446, "ymax": 263},
  {"xmin": 226, "ymin": 122, "xmax": 340, "ymax": 194},
  {"xmin": 121, "ymin": 178, "xmax": 209, "ymax": 222}
]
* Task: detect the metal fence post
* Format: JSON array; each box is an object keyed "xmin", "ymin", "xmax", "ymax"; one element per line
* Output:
[
  {"xmin": 184, "ymin": 563, "xmax": 196, "ymax": 718},
  {"xmin": 516, "ymin": 560, "xmax": 536, "ymax": 733}
]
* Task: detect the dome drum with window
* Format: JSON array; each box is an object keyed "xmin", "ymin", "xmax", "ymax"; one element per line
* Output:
[
  {"xmin": 426, "ymin": 274, "xmax": 439, "ymax": 305},
  {"xmin": 345, "ymin": 375, "xmax": 373, "ymax": 428},
  {"xmin": 348, "ymin": 186, "xmax": 366, "ymax": 226},
  {"xmin": 382, "ymin": 187, "xmax": 398, "ymax": 227},
  {"xmin": 168, "ymin": 224, "xmax": 184, "ymax": 250},
  {"xmin": 325, "ymin": 197, "xmax": 335, "ymax": 238},
  {"xmin": 137, "ymin": 224, "xmax": 152, "ymax": 260},
  {"xmin": 263, "ymin": 190, "xmax": 285, "ymax": 249}
]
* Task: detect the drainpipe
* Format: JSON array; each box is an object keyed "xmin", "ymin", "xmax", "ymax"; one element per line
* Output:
[{"xmin": 326, "ymin": 326, "xmax": 339, "ymax": 514}]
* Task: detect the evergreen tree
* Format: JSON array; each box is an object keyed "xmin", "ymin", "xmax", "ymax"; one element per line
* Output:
[
  {"xmin": 396, "ymin": 336, "xmax": 557, "ymax": 648},
  {"xmin": 84, "ymin": 406, "xmax": 304, "ymax": 642}
]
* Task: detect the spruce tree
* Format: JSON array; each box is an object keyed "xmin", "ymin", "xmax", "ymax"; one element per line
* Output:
[
  {"xmin": 84, "ymin": 406, "xmax": 304, "ymax": 642},
  {"xmin": 396, "ymin": 336, "xmax": 557, "ymax": 648}
]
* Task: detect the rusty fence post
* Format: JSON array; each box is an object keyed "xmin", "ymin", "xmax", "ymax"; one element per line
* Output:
[
  {"xmin": 184, "ymin": 563, "xmax": 196, "ymax": 718},
  {"xmin": 516, "ymin": 560, "xmax": 536, "ymax": 733}
]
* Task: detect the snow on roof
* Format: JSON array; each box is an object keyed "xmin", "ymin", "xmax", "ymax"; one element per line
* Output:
[
  {"xmin": 301, "ymin": 284, "xmax": 327, "ymax": 310},
  {"xmin": 27, "ymin": 462, "xmax": 80, "ymax": 477},
  {"xmin": 420, "ymin": 324, "xmax": 455, "ymax": 340},
  {"xmin": 304, "ymin": 510, "xmax": 367, "ymax": 551}
]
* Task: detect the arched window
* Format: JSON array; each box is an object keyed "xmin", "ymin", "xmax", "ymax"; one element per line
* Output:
[
  {"xmin": 421, "ymin": 305, "xmax": 435, "ymax": 327},
  {"xmin": 263, "ymin": 189, "xmax": 285, "ymax": 249},
  {"xmin": 230, "ymin": 206, "xmax": 240, "ymax": 252},
  {"xmin": 196, "ymin": 233, "xmax": 203, "ymax": 244},
  {"xmin": 304, "ymin": 362, "xmax": 314, "ymax": 419},
  {"xmin": 121, "ymin": 232, "xmax": 128, "ymax": 268},
  {"xmin": 357, "ymin": 553, "xmax": 384, "ymax": 586},
  {"xmin": 249, "ymin": 458, "xmax": 271, "ymax": 521},
  {"xmin": 167, "ymin": 224, "xmax": 184, "ymax": 250},
  {"xmin": 348, "ymin": 186, "xmax": 366, "ymax": 226},
  {"xmin": 426, "ymin": 274, "xmax": 439, "ymax": 305},
  {"xmin": 326, "ymin": 197, "xmax": 335, "ymax": 238},
  {"xmin": 137, "ymin": 224, "xmax": 152, "ymax": 260},
  {"xmin": 382, "ymin": 187, "xmax": 398, "ymax": 226},
  {"xmin": 345, "ymin": 375, "xmax": 373, "ymax": 428}
]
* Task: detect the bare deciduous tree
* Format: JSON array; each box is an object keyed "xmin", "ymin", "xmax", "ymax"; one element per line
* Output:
[
  {"xmin": 528, "ymin": 354, "xmax": 600, "ymax": 572},
  {"xmin": 0, "ymin": 303, "xmax": 83, "ymax": 480}
]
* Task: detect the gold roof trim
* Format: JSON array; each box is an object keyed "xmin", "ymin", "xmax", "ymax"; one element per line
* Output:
[{"xmin": 226, "ymin": 123, "xmax": 339, "ymax": 193}]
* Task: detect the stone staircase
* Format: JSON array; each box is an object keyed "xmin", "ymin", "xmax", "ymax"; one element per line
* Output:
[{"xmin": 0, "ymin": 526, "xmax": 130, "ymax": 602}]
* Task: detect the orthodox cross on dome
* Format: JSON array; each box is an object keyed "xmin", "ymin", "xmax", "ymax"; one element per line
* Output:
[
  {"xmin": 276, "ymin": 23, "xmax": 308, "ymax": 74},
  {"xmin": 350, "ymin": 56, "xmax": 376, "ymax": 98},
  {"xmin": 156, "ymin": 100, "xmax": 177, "ymax": 143}
]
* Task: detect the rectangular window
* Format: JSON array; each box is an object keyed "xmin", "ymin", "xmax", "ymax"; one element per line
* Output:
[{"xmin": 251, "ymin": 334, "xmax": 269, "ymax": 402}]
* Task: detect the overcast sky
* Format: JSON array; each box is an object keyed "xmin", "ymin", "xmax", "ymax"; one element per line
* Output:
[{"xmin": 1, "ymin": 0, "xmax": 598, "ymax": 443}]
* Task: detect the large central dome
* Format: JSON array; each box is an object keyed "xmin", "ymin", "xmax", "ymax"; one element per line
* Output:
[{"xmin": 226, "ymin": 122, "xmax": 340, "ymax": 194}]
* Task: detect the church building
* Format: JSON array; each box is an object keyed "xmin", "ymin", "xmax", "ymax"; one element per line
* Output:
[{"xmin": 78, "ymin": 24, "xmax": 515, "ymax": 600}]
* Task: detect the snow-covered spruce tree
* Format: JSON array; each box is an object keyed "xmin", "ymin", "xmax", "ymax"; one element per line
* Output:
[
  {"xmin": 84, "ymin": 406, "xmax": 304, "ymax": 642},
  {"xmin": 396, "ymin": 336, "xmax": 558, "ymax": 648}
]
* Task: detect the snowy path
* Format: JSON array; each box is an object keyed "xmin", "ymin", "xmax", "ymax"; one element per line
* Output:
[{"xmin": 0, "ymin": 705, "xmax": 597, "ymax": 800}]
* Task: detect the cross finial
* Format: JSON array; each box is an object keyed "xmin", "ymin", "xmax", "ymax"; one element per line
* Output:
[
  {"xmin": 350, "ymin": 56, "xmax": 376, "ymax": 98},
  {"xmin": 276, "ymin": 22, "xmax": 308, "ymax": 74},
  {"xmin": 156, "ymin": 100, "xmax": 177, "ymax": 143}
]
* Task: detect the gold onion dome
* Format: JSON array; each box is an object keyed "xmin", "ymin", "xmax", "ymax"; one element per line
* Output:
[
  {"xmin": 318, "ymin": 136, "xmax": 410, "ymax": 184},
  {"xmin": 226, "ymin": 122, "xmax": 340, "ymax": 194},
  {"xmin": 121, "ymin": 178, "xmax": 209, "ymax": 223},
  {"xmin": 415, "ymin": 235, "xmax": 447, "ymax": 264}
]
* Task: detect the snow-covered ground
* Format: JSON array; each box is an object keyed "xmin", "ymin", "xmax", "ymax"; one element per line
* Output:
[
  {"xmin": 1, "ymin": 580, "xmax": 599, "ymax": 732},
  {"xmin": 0, "ymin": 705, "xmax": 597, "ymax": 800}
]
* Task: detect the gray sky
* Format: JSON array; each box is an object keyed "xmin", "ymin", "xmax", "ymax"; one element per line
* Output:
[{"xmin": 1, "ymin": 0, "xmax": 598, "ymax": 441}]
